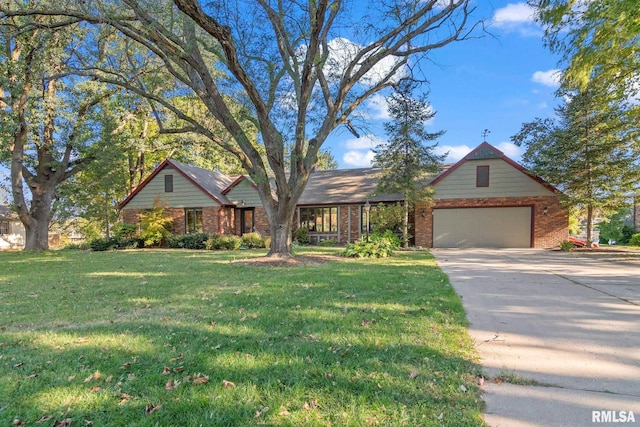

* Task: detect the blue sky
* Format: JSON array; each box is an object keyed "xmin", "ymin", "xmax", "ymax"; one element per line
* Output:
[{"xmin": 326, "ymin": 1, "xmax": 562, "ymax": 168}]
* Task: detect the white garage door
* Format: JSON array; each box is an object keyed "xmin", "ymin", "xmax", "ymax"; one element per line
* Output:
[{"xmin": 433, "ymin": 207, "xmax": 532, "ymax": 248}]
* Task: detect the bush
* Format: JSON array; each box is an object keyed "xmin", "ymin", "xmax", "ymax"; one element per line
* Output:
[
  {"xmin": 341, "ymin": 230, "xmax": 401, "ymax": 258},
  {"xmin": 112, "ymin": 222, "xmax": 138, "ymax": 239},
  {"xmin": 318, "ymin": 239, "xmax": 337, "ymax": 247},
  {"xmin": 559, "ymin": 240, "xmax": 574, "ymax": 251},
  {"xmin": 167, "ymin": 233, "xmax": 211, "ymax": 250},
  {"xmin": 206, "ymin": 234, "xmax": 243, "ymax": 251},
  {"xmin": 89, "ymin": 236, "xmax": 144, "ymax": 251},
  {"xmin": 293, "ymin": 227, "xmax": 309, "ymax": 244},
  {"xmin": 241, "ymin": 232, "xmax": 266, "ymax": 248},
  {"xmin": 629, "ymin": 233, "xmax": 640, "ymax": 247}
]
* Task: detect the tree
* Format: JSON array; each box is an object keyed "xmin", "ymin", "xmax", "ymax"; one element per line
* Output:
[
  {"xmin": 0, "ymin": 9, "xmax": 122, "ymax": 250},
  {"xmin": 3, "ymin": 0, "xmax": 480, "ymax": 257},
  {"xmin": 373, "ymin": 81, "xmax": 445, "ymax": 248},
  {"xmin": 512, "ymin": 88, "xmax": 640, "ymax": 247},
  {"xmin": 530, "ymin": 0, "xmax": 639, "ymax": 115}
]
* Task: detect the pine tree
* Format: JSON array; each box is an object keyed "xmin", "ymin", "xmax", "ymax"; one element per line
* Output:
[{"xmin": 374, "ymin": 81, "xmax": 445, "ymax": 248}]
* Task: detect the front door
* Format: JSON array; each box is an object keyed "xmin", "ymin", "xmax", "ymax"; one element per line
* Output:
[{"xmin": 240, "ymin": 209, "xmax": 254, "ymax": 235}]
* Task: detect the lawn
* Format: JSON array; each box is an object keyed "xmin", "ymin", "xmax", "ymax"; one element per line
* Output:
[{"xmin": 0, "ymin": 247, "xmax": 485, "ymax": 426}]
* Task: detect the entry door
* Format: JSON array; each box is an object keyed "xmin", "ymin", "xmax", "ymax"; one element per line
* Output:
[{"xmin": 240, "ymin": 209, "xmax": 254, "ymax": 234}]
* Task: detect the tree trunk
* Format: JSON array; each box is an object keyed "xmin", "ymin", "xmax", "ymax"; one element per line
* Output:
[
  {"xmin": 403, "ymin": 198, "xmax": 409, "ymax": 249},
  {"xmin": 267, "ymin": 206, "xmax": 294, "ymax": 258},
  {"xmin": 22, "ymin": 189, "xmax": 54, "ymax": 251},
  {"xmin": 586, "ymin": 204, "xmax": 593, "ymax": 248}
]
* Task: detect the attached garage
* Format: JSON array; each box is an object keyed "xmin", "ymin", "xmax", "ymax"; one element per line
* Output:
[{"xmin": 433, "ymin": 207, "xmax": 532, "ymax": 248}]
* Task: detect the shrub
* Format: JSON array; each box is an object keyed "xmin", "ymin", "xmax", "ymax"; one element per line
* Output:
[
  {"xmin": 559, "ymin": 240, "xmax": 574, "ymax": 251},
  {"xmin": 139, "ymin": 201, "xmax": 173, "ymax": 247},
  {"xmin": 318, "ymin": 239, "xmax": 336, "ymax": 247},
  {"xmin": 341, "ymin": 230, "xmax": 400, "ymax": 258},
  {"xmin": 241, "ymin": 232, "xmax": 266, "ymax": 248},
  {"xmin": 112, "ymin": 222, "xmax": 138, "ymax": 239},
  {"xmin": 167, "ymin": 233, "xmax": 210, "ymax": 249},
  {"xmin": 293, "ymin": 227, "xmax": 309, "ymax": 244},
  {"xmin": 629, "ymin": 233, "xmax": 640, "ymax": 247},
  {"xmin": 90, "ymin": 237, "xmax": 119, "ymax": 251},
  {"xmin": 206, "ymin": 234, "xmax": 243, "ymax": 250}
]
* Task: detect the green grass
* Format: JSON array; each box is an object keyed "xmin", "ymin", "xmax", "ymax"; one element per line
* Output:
[{"xmin": 0, "ymin": 248, "xmax": 485, "ymax": 426}]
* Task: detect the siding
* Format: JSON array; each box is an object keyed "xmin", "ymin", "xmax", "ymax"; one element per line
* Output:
[
  {"xmin": 225, "ymin": 180, "xmax": 262, "ymax": 207},
  {"xmin": 434, "ymin": 159, "xmax": 554, "ymax": 199},
  {"xmin": 124, "ymin": 169, "xmax": 221, "ymax": 209}
]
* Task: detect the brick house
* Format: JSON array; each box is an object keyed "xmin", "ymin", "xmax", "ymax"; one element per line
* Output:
[
  {"xmin": 0, "ymin": 205, "xmax": 25, "ymax": 250},
  {"xmin": 119, "ymin": 142, "xmax": 568, "ymax": 248}
]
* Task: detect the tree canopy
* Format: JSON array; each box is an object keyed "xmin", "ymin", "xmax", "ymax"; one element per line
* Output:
[{"xmin": 2, "ymin": 0, "xmax": 480, "ymax": 256}]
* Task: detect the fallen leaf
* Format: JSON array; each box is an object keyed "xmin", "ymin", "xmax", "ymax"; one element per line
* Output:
[
  {"xmin": 76, "ymin": 337, "xmax": 89, "ymax": 343},
  {"xmin": 169, "ymin": 353, "xmax": 184, "ymax": 362},
  {"xmin": 90, "ymin": 386, "xmax": 101, "ymax": 393},
  {"xmin": 26, "ymin": 373, "xmax": 38, "ymax": 379},
  {"xmin": 121, "ymin": 362, "xmax": 131, "ymax": 369},
  {"xmin": 173, "ymin": 366, "xmax": 185, "ymax": 373},
  {"xmin": 127, "ymin": 373, "xmax": 136, "ymax": 381},
  {"xmin": 13, "ymin": 362, "xmax": 24, "ymax": 368},
  {"xmin": 233, "ymin": 290, "xmax": 242, "ymax": 295},
  {"xmin": 53, "ymin": 419, "xmax": 73, "ymax": 427},
  {"xmin": 12, "ymin": 419, "xmax": 26, "ymax": 426},
  {"xmin": 254, "ymin": 406, "xmax": 269, "ymax": 418},
  {"xmin": 145, "ymin": 403, "xmax": 161, "ymax": 415},
  {"xmin": 302, "ymin": 399, "xmax": 318, "ymax": 410},
  {"xmin": 161, "ymin": 366, "xmax": 171, "ymax": 375},
  {"xmin": 36, "ymin": 415, "xmax": 54, "ymax": 423},
  {"xmin": 165, "ymin": 379, "xmax": 180, "ymax": 390},
  {"xmin": 409, "ymin": 370, "xmax": 419, "ymax": 379},
  {"xmin": 438, "ymin": 412, "xmax": 444, "ymax": 420},
  {"xmin": 279, "ymin": 407, "xmax": 290, "ymax": 416},
  {"xmin": 460, "ymin": 384, "xmax": 467, "ymax": 392},
  {"xmin": 222, "ymin": 379, "xmax": 235, "ymax": 388},
  {"xmin": 84, "ymin": 374, "xmax": 94, "ymax": 383},
  {"xmin": 478, "ymin": 376, "xmax": 485, "ymax": 386},
  {"xmin": 193, "ymin": 375, "xmax": 209, "ymax": 385},
  {"xmin": 84, "ymin": 421, "xmax": 93, "ymax": 426},
  {"xmin": 239, "ymin": 316, "xmax": 247, "ymax": 322},
  {"xmin": 67, "ymin": 375, "xmax": 76, "ymax": 382}
]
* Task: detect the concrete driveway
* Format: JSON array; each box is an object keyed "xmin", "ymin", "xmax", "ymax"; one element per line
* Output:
[{"xmin": 432, "ymin": 249, "xmax": 640, "ymax": 427}]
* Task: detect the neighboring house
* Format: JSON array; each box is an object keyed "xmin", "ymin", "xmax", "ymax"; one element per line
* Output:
[
  {"xmin": 119, "ymin": 142, "xmax": 568, "ymax": 248},
  {"xmin": 0, "ymin": 205, "xmax": 25, "ymax": 250}
]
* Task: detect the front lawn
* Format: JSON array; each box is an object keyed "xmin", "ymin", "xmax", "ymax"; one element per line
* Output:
[{"xmin": 0, "ymin": 248, "xmax": 484, "ymax": 426}]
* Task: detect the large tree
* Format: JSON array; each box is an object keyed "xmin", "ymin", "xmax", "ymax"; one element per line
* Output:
[
  {"xmin": 3, "ymin": 0, "xmax": 480, "ymax": 257},
  {"xmin": 512, "ymin": 88, "xmax": 640, "ymax": 247},
  {"xmin": 530, "ymin": 0, "xmax": 639, "ymax": 116},
  {"xmin": 0, "ymin": 9, "xmax": 124, "ymax": 250},
  {"xmin": 373, "ymin": 81, "xmax": 445, "ymax": 248}
]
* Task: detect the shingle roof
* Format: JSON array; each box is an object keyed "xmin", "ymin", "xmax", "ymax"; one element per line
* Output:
[
  {"xmin": 297, "ymin": 168, "xmax": 402, "ymax": 205},
  {"xmin": 168, "ymin": 160, "xmax": 235, "ymax": 205},
  {"xmin": 0, "ymin": 205, "xmax": 17, "ymax": 220}
]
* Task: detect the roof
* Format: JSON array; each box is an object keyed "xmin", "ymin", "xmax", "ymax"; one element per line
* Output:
[
  {"xmin": 118, "ymin": 159, "xmax": 236, "ymax": 209},
  {"xmin": 0, "ymin": 205, "xmax": 18, "ymax": 220},
  {"xmin": 429, "ymin": 142, "xmax": 560, "ymax": 193},
  {"xmin": 297, "ymin": 168, "xmax": 404, "ymax": 205}
]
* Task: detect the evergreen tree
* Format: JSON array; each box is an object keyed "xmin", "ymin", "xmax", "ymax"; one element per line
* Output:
[
  {"xmin": 512, "ymin": 87, "xmax": 640, "ymax": 247},
  {"xmin": 374, "ymin": 81, "xmax": 445, "ymax": 248}
]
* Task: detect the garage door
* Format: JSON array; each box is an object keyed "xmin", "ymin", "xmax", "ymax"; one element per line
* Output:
[{"xmin": 433, "ymin": 207, "xmax": 532, "ymax": 248}]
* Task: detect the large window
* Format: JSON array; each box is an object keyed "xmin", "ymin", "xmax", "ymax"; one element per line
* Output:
[
  {"xmin": 299, "ymin": 207, "xmax": 338, "ymax": 233},
  {"xmin": 240, "ymin": 208, "xmax": 254, "ymax": 235},
  {"xmin": 0, "ymin": 220, "xmax": 9, "ymax": 235},
  {"xmin": 185, "ymin": 208, "xmax": 203, "ymax": 233}
]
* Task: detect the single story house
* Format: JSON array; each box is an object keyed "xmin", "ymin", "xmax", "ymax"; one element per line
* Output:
[
  {"xmin": 119, "ymin": 142, "xmax": 568, "ymax": 248},
  {"xmin": 0, "ymin": 205, "xmax": 25, "ymax": 250}
]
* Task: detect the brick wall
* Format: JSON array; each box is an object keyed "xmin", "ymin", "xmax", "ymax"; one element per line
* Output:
[
  {"xmin": 415, "ymin": 195, "xmax": 568, "ymax": 248},
  {"xmin": 253, "ymin": 207, "xmax": 270, "ymax": 236}
]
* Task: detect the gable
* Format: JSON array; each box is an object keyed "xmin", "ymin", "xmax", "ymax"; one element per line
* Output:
[
  {"xmin": 122, "ymin": 164, "xmax": 225, "ymax": 209},
  {"xmin": 433, "ymin": 158, "xmax": 555, "ymax": 199},
  {"xmin": 224, "ymin": 179, "xmax": 262, "ymax": 207}
]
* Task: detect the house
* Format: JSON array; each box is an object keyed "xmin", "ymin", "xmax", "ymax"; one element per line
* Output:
[
  {"xmin": 119, "ymin": 142, "xmax": 568, "ymax": 248},
  {"xmin": 0, "ymin": 205, "xmax": 25, "ymax": 250}
]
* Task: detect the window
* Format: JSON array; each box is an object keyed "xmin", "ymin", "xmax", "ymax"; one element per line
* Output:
[
  {"xmin": 476, "ymin": 166, "xmax": 490, "ymax": 187},
  {"xmin": 0, "ymin": 220, "xmax": 9, "ymax": 235},
  {"xmin": 185, "ymin": 208, "xmax": 203, "ymax": 233},
  {"xmin": 164, "ymin": 174, "xmax": 174, "ymax": 192},
  {"xmin": 299, "ymin": 207, "xmax": 338, "ymax": 233}
]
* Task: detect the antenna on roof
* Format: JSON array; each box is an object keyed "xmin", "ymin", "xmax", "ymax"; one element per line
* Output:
[{"xmin": 481, "ymin": 129, "xmax": 491, "ymax": 141}]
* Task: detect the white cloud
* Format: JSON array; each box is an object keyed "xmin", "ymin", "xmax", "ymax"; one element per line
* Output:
[
  {"xmin": 435, "ymin": 145, "xmax": 472, "ymax": 162},
  {"xmin": 343, "ymin": 150, "xmax": 375, "ymax": 167},
  {"xmin": 366, "ymin": 94, "xmax": 390, "ymax": 120},
  {"xmin": 496, "ymin": 142, "xmax": 524, "ymax": 160},
  {"xmin": 344, "ymin": 134, "xmax": 385, "ymax": 150},
  {"xmin": 532, "ymin": 69, "xmax": 562, "ymax": 87},
  {"xmin": 492, "ymin": 3, "xmax": 541, "ymax": 36}
]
